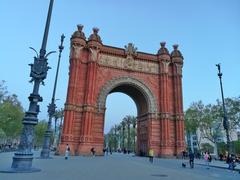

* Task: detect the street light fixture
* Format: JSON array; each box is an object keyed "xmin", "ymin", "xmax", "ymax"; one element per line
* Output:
[
  {"xmin": 40, "ymin": 34, "xmax": 65, "ymax": 158},
  {"xmin": 1, "ymin": 0, "xmax": 55, "ymax": 172},
  {"xmin": 216, "ymin": 63, "xmax": 232, "ymax": 155}
]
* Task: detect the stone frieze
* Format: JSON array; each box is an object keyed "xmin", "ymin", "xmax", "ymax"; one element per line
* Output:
[{"xmin": 99, "ymin": 54, "xmax": 159, "ymax": 74}]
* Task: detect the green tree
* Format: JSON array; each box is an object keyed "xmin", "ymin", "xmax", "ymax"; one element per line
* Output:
[
  {"xmin": 34, "ymin": 120, "xmax": 48, "ymax": 148},
  {"xmin": 200, "ymin": 104, "xmax": 223, "ymax": 156},
  {"xmin": 121, "ymin": 120, "xmax": 126, "ymax": 149},
  {"xmin": 0, "ymin": 96, "xmax": 24, "ymax": 141},
  {"xmin": 0, "ymin": 80, "xmax": 8, "ymax": 103},
  {"xmin": 219, "ymin": 97, "xmax": 240, "ymax": 134},
  {"xmin": 184, "ymin": 101, "xmax": 204, "ymax": 150},
  {"xmin": 185, "ymin": 97, "xmax": 240, "ymax": 155},
  {"xmin": 130, "ymin": 116, "xmax": 137, "ymax": 152},
  {"xmin": 53, "ymin": 109, "xmax": 64, "ymax": 134},
  {"xmin": 123, "ymin": 115, "xmax": 133, "ymax": 151}
]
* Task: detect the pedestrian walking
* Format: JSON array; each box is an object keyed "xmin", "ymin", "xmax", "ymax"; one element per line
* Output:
[
  {"xmin": 227, "ymin": 154, "xmax": 236, "ymax": 170},
  {"xmin": 65, "ymin": 144, "xmax": 70, "ymax": 160},
  {"xmin": 90, "ymin": 147, "xmax": 95, "ymax": 156},
  {"xmin": 189, "ymin": 151, "xmax": 194, "ymax": 168},
  {"xmin": 204, "ymin": 152, "xmax": 210, "ymax": 169},
  {"xmin": 208, "ymin": 153, "xmax": 212, "ymax": 166},
  {"xmin": 149, "ymin": 148, "xmax": 154, "ymax": 163}
]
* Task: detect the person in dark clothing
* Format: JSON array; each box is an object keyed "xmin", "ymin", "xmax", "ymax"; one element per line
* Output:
[
  {"xmin": 90, "ymin": 147, "xmax": 95, "ymax": 156},
  {"xmin": 189, "ymin": 151, "xmax": 194, "ymax": 168},
  {"xmin": 227, "ymin": 154, "xmax": 236, "ymax": 170}
]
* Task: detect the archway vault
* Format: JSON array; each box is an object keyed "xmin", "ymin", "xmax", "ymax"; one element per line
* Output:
[
  {"xmin": 59, "ymin": 26, "xmax": 185, "ymax": 157},
  {"xmin": 97, "ymin": 76, "xmax": 158, "ymax": 116}
]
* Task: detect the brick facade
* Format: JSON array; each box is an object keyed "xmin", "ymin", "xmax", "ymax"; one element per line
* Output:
[{"xmin": 58, "ymin": 25, "xmax": 185, "ymax": 157}]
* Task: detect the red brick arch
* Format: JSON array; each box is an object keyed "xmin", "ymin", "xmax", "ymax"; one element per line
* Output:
[
  {"xmin": 59, "ymin": 26, "xmax": 185, "ymax": 157},
  {"xmin": 97, "ymin": 76, "xmax": 158, "ymax": 115}
]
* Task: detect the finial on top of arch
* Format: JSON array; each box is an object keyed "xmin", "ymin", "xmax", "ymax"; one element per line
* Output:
[
  {"xmin": 173, "ymin": 44, "xmax": 179, "ymax": 50},
  {"xmin": 88, "ymin": 27, "xmax": 102, "ymax": 43},
  {"xmin": 93, "ymin": 27, "xmax": 99, "ymax": 34},
  {"xmin": 160, "ymin": 42, "xmax": 166, "ymax": 47},
  {"xmin": 157, "ymin": 41, "xmax": 169, "ymax": 55},
  {"xmin": 77, "ymin": 24, "xmax": 84, "ymax": 32},
  {"xmin": 124, "ymin": 43, "xmax": 138, "ymax": 57},
  {"xmin": 171, "ymin": 44, "xmax": 183, "ymax": 61},
  {"xmin": 71, "ymin": 24, "xmax": 86, "ymax": 40}
]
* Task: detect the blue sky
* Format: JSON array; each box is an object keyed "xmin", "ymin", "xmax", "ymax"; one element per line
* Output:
[{"xmin": 0, "ymin": 0, "xmax": 239, "ymax": 133}]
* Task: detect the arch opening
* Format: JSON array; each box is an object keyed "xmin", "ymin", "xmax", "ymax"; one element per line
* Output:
[
  {"xmin": 98, "ymin": 77, "xmax": 158, "ymax": 155},
  {"xmin": 104, "ymin": 92, "xmax": 137, "ymax": 134},
  {"xmin": 97, "ymin": 76, "xmax": 158, "ymax": 115},
  {"xmin": 104, "ymin": 92, "xmax": 137, "ymax": 153}
]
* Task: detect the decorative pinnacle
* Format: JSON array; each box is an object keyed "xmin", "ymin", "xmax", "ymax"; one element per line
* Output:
[
  {"xmin": 173, "ymin": 44, "xmax": 179, "ymax": 50},
  {"xmin": 93, "ymin": 27, "xmax": 99, "ymax": 34},
  {"xmin": 216, "ymin": 63, "xmax": 222, "ymax": 77},
  {"xmin": 77, "ymin": 24, "xmax": 84, "ymax": 32},
  {"xmin": 59, "ymin": 34, "xmax": 65, "ymax": 51},
  {"xmin": 160, "ymin": 42, "xmax": 166, "ymax": 47}
]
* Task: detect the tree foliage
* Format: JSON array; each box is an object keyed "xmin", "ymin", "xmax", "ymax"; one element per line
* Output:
[
  {"xmin": 106, "ymin": 115, "xmax": 137, "ymax": 152},
  {"xmin": 34, "ymin": 120, "xmax": 48, "ymax": 147},
  {"xmin": 0, "ymin": 80, "xmax": 24, "ymax": 143},
  {"xmin": 185, "ymin": 97, "xmax": 240, "ymax": 154}
]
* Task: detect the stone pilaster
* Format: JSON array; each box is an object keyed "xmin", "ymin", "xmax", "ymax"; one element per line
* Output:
[
  {"xmin": 79, "ymin": 28, "xmax": 102, "ymax": 150},
  {"xmin": 171, "ymin": 44, "xmax": 185, "ymax": 155},
  {"xmin": 157, "ymin": 42, "xmax": 172, "ymax": 156},
  {"xmin": 59, "ymin": 25, "xmax": 86, "ymax": 154}
]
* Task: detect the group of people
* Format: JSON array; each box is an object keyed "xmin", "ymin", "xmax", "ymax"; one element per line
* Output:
[
  {"xmin": 184, "ymin": 150, "xmax": 240, "ymax": 171},
  {"xmin": 64, "ymin": 144, "xmax": 239, "ymax": 172},
  {"xmin": 182, "ymin": 150, "xmax": 212, "ymax": 169}
]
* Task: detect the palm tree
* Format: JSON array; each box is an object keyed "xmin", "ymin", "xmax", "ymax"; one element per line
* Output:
[
  {"xmin": 131, "ymin": 116, "xmax": 137, "ymax": 153},
  {"xmin": 117, "ymin": 124, "xmax": 122, "ymax": 150},
  {"xmin": 123, "ymin": 116, "xmax": 132, "ymax": 152},
  {"xmin": 113, "ymin": 124, "xmax": 118, "ymax": 151},
  {"xmin": 57, "ymin": 108, "xmax": 64, "ymax": 145},
  {"xmin": 52, "ymin": 108, "xmax": 64, "ymax": 145},
  {"xmin": 121, "ymin": 120, "xmax": 126, "ymax": 150}
]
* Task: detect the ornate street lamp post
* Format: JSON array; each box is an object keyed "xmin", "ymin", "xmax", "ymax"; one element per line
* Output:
[
  {"xmin": 1, "ymin": 0, "xmax": 55, "ymax": 172},
  {"xmin": 40, "ymin": 34, "xmax": 65, "ymax": 158},
  {"xmin": 216, "ymin": 63, "xmax": 232, "ymax": 154}
]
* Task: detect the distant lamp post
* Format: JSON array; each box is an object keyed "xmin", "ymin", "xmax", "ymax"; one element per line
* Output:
[
  {"xmin": 216, "ymin": 63, "xmax": 232, "ymax": 154},
  {"xmin": 1, "ymin": 0, "xmax": 55, "ymax": 173},
  {"xmin": 40, "ymin": 34, "xmax": 65, "ymax": 158}
]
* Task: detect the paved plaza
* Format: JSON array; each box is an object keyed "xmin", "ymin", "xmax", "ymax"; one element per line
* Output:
[{"xmin": 0, "ymin": 151, "xmax": 239, "ymax": 180}]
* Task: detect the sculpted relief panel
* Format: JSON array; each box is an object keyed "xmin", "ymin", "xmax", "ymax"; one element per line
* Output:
[{"xmin": 99, "ymin": 54, "xmax": 159, "ymax": 74}]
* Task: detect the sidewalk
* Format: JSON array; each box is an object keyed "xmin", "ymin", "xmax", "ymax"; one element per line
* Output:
[{"xmin": 194, "ymin": 159, "xmax": 240, "ymax": 172}]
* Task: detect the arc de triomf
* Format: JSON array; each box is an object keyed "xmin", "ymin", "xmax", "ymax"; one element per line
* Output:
[{"xmin": 59, "ymin": 25, "xmax": 185, "ymax": 157}]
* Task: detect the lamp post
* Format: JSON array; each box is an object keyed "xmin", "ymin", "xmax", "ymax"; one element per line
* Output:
[
  {"xmin": 40, "ymin": 34, "xmax": 65, "ymax": 158},
  {"xmin": 216, "ymin": 63, "xmax": 232, "ymax": 154},
  {"xmin": 1, "ymin": 0, "xmax": 55, "ymax": 172}
]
